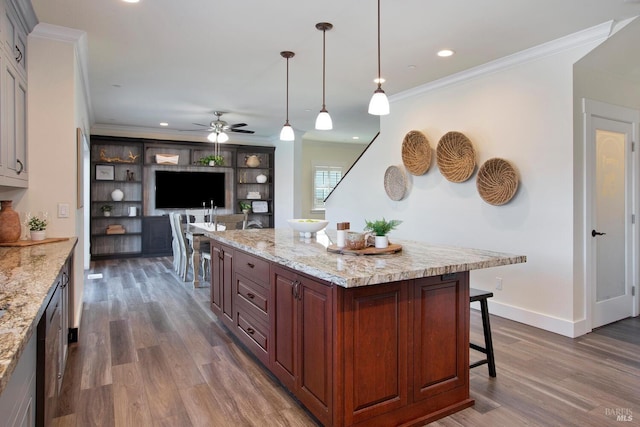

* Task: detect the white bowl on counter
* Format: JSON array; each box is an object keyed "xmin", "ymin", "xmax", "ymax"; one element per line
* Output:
[{"xmin": 287, "ymin": 219, "xmax": 329, "ymax": 237}]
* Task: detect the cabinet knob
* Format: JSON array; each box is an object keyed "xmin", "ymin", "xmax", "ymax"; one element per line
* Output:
[
  {"xmin": 247, "ymin": 262, "xmax": 255, "ymax": 269},
  {"xmin": 57, "ymin": 373, "xmax": 62, "ymax": 379},
  {"xmin": 246, "ymin": 292, "xmax": 255, "ymax": 299},
  {"xmin": 247, "ymin": 327, "xmax": 255, "ymax": 335}
]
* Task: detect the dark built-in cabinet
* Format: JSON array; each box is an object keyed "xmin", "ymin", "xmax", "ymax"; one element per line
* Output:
[{"xmin": 90, "ymin": 135, "xmax": 275, "ymax": 259}]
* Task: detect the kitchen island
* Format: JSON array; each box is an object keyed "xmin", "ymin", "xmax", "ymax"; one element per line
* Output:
[
  {"xmin": 206, "ymin": 229, "xmax": 525, "ymax": 426},
  {"xmin": 0, "ymin": 239, "xmax": 77, "ymax": 426}
]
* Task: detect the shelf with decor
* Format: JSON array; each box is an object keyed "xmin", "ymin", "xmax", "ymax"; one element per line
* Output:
[
  {"xmin": 90, "ymin": 137, "xmax": 144, "ymax": 258},
  {"xmin": 235, "ymin": 147, "xmax": 275, "ymax": 228}
]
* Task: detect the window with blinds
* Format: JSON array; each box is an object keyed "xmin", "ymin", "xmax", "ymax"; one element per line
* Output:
[{"xmin": 313, "ymin": 165, "xmax": 343, "ymax": 210}]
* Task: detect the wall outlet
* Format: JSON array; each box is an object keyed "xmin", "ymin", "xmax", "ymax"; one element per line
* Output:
[{"xmin": 495, "ymin": 277, "xmax": 503, "ymax": 291}]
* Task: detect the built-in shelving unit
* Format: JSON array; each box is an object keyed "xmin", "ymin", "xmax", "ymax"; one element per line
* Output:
[{"xmin": 90, "ymin": 135, "xmax": 275, "ymax": 259}]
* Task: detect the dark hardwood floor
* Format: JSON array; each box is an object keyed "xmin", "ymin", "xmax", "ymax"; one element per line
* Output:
[{"xmin": 53, "ymin": 258, "xmax": 639, "ymax": 426}]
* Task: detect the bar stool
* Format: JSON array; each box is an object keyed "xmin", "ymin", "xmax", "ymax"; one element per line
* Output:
[{"xmin": 469, "ymin": 288, "xmax": 496, "ymax": 377}]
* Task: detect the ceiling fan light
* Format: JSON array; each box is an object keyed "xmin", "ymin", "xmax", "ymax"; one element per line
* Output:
[
  {"xmin": 217, "ymin": 131, "xmax": 229, "ymax": 143},
  {"xmin": 368, "ymin": 87, "xmax": 390, "ymax": 115},
  {"xmin": 207, "ymin": 132, "xmax": 218, "ymax": 143},
  {"xmin": 315, "ymin": 109, "xmax": 333, "ymax": 130},
  {"xmin": 280, "ymin": 122, "xmax": 295, "ymax": 141}
]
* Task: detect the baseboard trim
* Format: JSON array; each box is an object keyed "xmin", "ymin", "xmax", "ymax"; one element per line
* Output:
[{"xmin": 472, "ymin": 299, "xmax": 587, "ymax": 338}]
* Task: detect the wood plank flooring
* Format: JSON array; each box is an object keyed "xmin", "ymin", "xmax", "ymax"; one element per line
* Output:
[{"xmin": 53, "ymin": 258, "xmax": 640, "ymax": 426}]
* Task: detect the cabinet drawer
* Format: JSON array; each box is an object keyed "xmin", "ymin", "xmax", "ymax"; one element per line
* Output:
[
  {"xmin": 236, "ymin": 273, "xmax": 269, "ymax": 317},
  {"xmin": 236, "ymin": 311, "xmax": 269, "ymax": 364},
  {"xmin": 234, "ymin": 250, "xmax": 269, "ymax": 285}
]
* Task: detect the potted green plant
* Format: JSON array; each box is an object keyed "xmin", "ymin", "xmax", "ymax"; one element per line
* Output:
[
  {"xmin": 101, "ymin": 204, "xmax": 113, "ymax": 217},
  {"xmin": 364, "ymin": 218, "xmax": 402, "ymax": 249},
  {"xmin": 239, "ymin": 201, "xmax": 251, "ymax": 214},
  {"xmin": 197, "ymin": 155, "xmax": 225, "ymax": 166},
  {"xmin": 26, "ymin": 213, "xmax": 48, "ymax": 241}
]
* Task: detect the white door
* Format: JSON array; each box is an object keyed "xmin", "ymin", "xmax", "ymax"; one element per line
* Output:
[{"xmin": 584, "ymin": 98, "xmax": 639, "ymax": 330}]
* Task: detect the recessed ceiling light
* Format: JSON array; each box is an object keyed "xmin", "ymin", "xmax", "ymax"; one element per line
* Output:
[
  {"xmin": 373, "ymin": 77, "xmax": 386, "ymax": 84},
  {"xmin": 407, "ymin": 65, "xmax": 417, "ymax": 70},
  {"xmin": 159, "ymin": 122, "xmax": 168, "ymax": 127},
  {"xmin": 352, "ymin": 136, "xmax": 360, "ymax": 140},
  {"xmin": 437, "ymin": 49, "xmax": 455, "ymax": 57},
  {"xmin": 122, "ymin": 0, "xmax": 140, "ymax": 3}
]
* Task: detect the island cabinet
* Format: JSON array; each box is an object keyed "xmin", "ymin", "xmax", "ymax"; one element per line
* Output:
[
  {"xmin": 270, "ymin": 265, "xmax": 333, "ymax": 426},
  {"xmin": 210, "ymin": 241, "xmax": 234, "ymax": 329}
]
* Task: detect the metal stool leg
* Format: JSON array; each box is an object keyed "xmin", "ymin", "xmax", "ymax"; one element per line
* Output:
[{"xmin": 479, "ymin": 298, "xmax": 496, "ymax": 377}]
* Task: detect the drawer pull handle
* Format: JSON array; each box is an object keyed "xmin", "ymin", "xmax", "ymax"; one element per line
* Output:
[
  {"xmin": 246, "ymin": 292, "xmax": 255, "ymax": 299},
  {"xmin": 247, "ymin": 262, "xmax": 255, "ymax": 268},
  {"xmin": 247, "ymin": 327, "xmax": 255, "ymax": 335}
]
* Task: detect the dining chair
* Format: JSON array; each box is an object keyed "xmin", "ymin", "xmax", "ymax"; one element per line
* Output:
[
  {"xmin": 214, "ymin": 213, "xmax": 247, "ymax": 230},
  {"xmin": 172, "ymin": 213, "xmax": 193, "ymax": 281},
  {"xmin": 168, "ymin": 213, "xmax": 181, "ymax": 273},
  {"xmin": 185, "ymin": 208, "xmax": 210, "ymax": 224}
]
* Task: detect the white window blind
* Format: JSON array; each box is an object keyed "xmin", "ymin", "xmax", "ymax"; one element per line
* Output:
[{"xmin": 313, "ymin": 166, "xmax": 343, "ymax": 210}]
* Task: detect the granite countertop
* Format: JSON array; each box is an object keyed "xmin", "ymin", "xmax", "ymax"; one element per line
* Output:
[
  {"xmin": 206, "ymin": 229, "xmax": 526, "ymax": 288},
  {"xmin": 0, "ymin": 238, "xmax": 77, "ymax": 396}
]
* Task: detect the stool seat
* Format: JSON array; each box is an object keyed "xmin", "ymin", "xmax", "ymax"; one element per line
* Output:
[{"xmin": 469, "ymin": 287, "xmax": 496, "ymax": 377}]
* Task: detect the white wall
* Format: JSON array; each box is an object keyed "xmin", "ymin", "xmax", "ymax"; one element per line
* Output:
[{"xmin": 326, "ymin": 29, "xmax": 606, "ymax": 337}]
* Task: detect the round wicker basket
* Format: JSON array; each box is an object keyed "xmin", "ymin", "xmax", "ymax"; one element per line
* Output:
[
  {"xmin": 436, "ymin": 131, "xmax": 476, "ymax": 182},
  {"xmin": 401, "ymin": 130, "xmax": 432, "ymax": 176},
  {"xmin": 384, "ymin": 165, "xmax": 408, "ymax": 201},
  {"xmin": 476, "ymin": 158, "xmax": 519, "ymax": 206}
]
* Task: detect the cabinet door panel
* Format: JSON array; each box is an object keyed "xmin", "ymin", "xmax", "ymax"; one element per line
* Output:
[
  {"xmin": 344, "ymin": 282, "xmax": 408, "ymax": 425},
  {"xmin": 298, "ymin": 277, "xmax": 332, "ymax": 420},
  {"xmin": 221, "ymin": 248, "xmax": 234, "ymax": 326},
  {"xmin": 210, "ymin": 244, "xmax": 222, "ymax": 313},
  {"xmin": 271, "ymin": 268, "xmax": 296, "ymax": 389},
  {"xmin": 413, "ymin": 274, "xmax": 469, "ymax": 401}
]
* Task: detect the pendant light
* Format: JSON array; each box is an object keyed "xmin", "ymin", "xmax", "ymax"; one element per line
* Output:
[
  {"xmin": 368, "ymin": 0, "xmax": 389, "ymax": 115},
  {"xmin": 315, "ymin": 22, "xmax": 333, "ymax": 130},
  {"xmin": 279, "ymin": 51, "xmax": 295, "ymax": 141}
]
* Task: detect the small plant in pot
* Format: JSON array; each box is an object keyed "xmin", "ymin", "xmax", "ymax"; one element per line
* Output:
[
  {"xmin": 26, "ymin": 213, "xmax": 48, "ymax": 241},
  {"xmin": 364, "ymin": 218, "xmax": 402, "ymax": 249},
  {"xmin": 197, "ymin": 155, "xmax": 225, "ymax": 166},
  {"xmin": 239, "ymin": 201, "xmax": 251, "ymax": 214},
  {"xmin": 101, "ymin": 205, "xmax": 113, "ymax": 217}
]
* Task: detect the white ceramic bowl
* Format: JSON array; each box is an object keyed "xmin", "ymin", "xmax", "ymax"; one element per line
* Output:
[{"xmin": 287, "ymin": 219, "xmax": 329, "ymax": 234}]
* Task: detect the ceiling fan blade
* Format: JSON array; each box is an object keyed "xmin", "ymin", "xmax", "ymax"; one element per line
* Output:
[
  {"xmin": 230, "ymin": 129, "xmax": 255, "ymax": 134},
  {"xmin": 229, "ymin": 123, "xmax": 247, "ymax": 128},
  {"xmin": 180, "ymin": 128, "xmax": 212, "ymax": 132},
  {"xmin": 191, "ymin": 122, "xmax": 211, "ymax": 127}
]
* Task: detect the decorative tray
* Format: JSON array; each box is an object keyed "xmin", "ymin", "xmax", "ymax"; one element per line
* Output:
[
  {"xmin": 327, "ymin": 243, "xmax": 402, "ymax": 256},
  {"xmin": 0, "ymin": 237, "xmax": 70, "ymax": 247}
]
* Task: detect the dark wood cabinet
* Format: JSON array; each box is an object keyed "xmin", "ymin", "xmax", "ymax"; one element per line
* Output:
[
  {"xmin": 210, "ymin": 241, "xmax": 234, "ymax": 329},
  {"xmin": 412, "ymin": 274, "xmax": 469, "ymax": 403},
  {"xmin": 271, "ymin": 265, "xmax": 333, "ymax": 426},
  {"xmin": 209, "ymin": 242, "xmax": 471, "ymax": 427},
  {"xmin": 142, "ymin": 215, "xmax": 172, "ymax": 256}
]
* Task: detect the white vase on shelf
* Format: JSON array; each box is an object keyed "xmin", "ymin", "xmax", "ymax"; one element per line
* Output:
[
  {"xmin": 30, "ymin": 230, "xmax": 46, "ymax": 241},
  {"xmin": 111, "ymin": 189, "xmax": 124, "ymax": 201},
  {"xmin": 256, "ymin": 174, "xmax": 267, "ymax": 183}
]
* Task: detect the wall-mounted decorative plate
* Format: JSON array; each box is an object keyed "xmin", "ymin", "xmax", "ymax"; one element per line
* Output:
[
  {"xmin": 436, "ymin": 131, "xmax": 476, "ymax": 182},
  {"xmin": 401, "ymin": 130, "xmax": 432, "ymax": 176},
  {"xmin": 476, "ymin": 158, "xmax": 519, "ymax": 205},
  {"xmin": 384, "ymin": 165, "xmax": 408, "ymax": 201}
]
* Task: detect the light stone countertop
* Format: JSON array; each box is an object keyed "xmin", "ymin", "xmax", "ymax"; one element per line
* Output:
[
  {"xmin": 206, "ymin": 228, "xmax": 526, "ymax": 288},
  {"xmin": 0, "ymin": 238, "xmax": 77, "ymax": 396}
]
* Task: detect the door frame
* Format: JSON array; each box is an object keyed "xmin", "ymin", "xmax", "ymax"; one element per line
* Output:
[{"xmin": 583, "ymin": 98, "xmax": 640, "ymax": 332}]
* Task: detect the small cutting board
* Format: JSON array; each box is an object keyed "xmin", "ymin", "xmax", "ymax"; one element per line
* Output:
[
  {"xmin": 0, "ymin": 237, "xmax": 69, "ymax": 247},
  {"xmin": 327, "ymin": 243, "xmax": 402, "ymax": 256}
]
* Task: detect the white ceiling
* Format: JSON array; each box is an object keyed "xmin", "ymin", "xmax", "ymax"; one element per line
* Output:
[{"xmin": 31, "ymin": 0, "xmax": 640, "ymax": 145}]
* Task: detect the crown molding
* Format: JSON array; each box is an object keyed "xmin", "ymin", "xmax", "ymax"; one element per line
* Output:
[
  {"xmin": 30, "ymin": 22, "xmax": 86, "ymax": 43},
  {"xmin": 391, "ymin": 20, "xmax": 613, "ymax": 103}
]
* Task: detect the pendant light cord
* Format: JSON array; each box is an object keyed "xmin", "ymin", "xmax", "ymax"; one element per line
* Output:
[
  {"xmin": 286, "ymin": 55, "xmax": 290, "ymax": 122},
  {"xmin": 376, "ymin": 0, "xmax": 382, "ymax": 90},
  {"xmin": 322, "ymin": 27, "xmax": 327, "ymax": 109}
]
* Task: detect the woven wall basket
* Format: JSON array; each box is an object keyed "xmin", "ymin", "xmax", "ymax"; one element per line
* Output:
[
  {"xmin": 476, "ymin": 158, "xmax": 519, "ymax": 206},
  {"xmin": 436, "ymin": 131, "xmax": 476, "ymax": 182},
  {"xmin": 401, "ymin": 130, "xmax": 432, "ymax": 176},
  {"xmin": 384, "ymin": 165, "xmax": 408, "ymax": 201}
]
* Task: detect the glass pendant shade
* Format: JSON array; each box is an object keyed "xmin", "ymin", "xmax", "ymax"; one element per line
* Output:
[
  {"xmin": 207, "ymin": 131, "xmax": 229, "ymax": 143},
  {"xmin": 315, "ymin": 109, "xmax": 332, "ymax": 130},
  {"xmin": 368, "ymin": 87, "xmax": 389, "ymax": 115},
  {"xmin": 280, "ymin": 122, "xmax": 295, "ymax": 141},
  {"xmin": 207, "ymin": 132, "xmax": 218, "ymax": 143},
  {"xmin": 217, "ymin": 131, "xmax": 229, "ymax": 143}
]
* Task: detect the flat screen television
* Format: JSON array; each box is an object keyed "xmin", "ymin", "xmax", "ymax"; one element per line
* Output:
[{"xmin": 155, "ymin": 170, "xmax": 226, "ymax": 209}]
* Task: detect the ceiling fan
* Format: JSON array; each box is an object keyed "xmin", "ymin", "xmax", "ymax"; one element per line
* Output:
[{"xmin": 184, "ymin": 111, "xmax": 255, "ymax": 142}]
